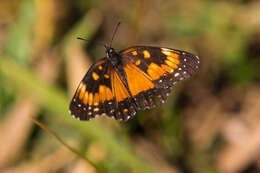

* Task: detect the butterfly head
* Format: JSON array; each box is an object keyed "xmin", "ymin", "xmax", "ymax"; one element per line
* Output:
[{"xmin": 105, "ymin": 45, "xmax": 116, "ymax": 58}]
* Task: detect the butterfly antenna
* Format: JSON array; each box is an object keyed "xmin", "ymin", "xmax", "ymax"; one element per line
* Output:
[
  {"xmin": 77, "ymin": 37, "xmax": 89, "ymax": 41},
  {"xmin": 109, "ymin": 22, "xmax": 121, "ymax": 48},
  {"xmin": 77, "ymin": 37, "xmax": 106, "ymax": 48}
]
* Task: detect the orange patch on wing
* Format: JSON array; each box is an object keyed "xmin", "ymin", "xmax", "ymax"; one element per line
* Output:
[
  {"xmin": 135, "ymin": 59, "xmax": 141, "ymax": 65},
  {"xmin": 92, "ymin": 72, "xmax": 100, "ymax": 80},
  {"xmin": 165, "ymin": 60, "xmax": 178, "ymax": 69},
  {"xmin": 99, "ymin": 85, "xmax": 113, "ymax": 102},
  {"xmin": 167, "ymin": 56, "xmax": 180, "ymax": 64},
  {"xmin": 161, "ymin": 64, "xmax": 173, "ymax": 73},
  {"xmin": 124, "ymin": 64, "xmax": 154, "ymax": 96},
  {"xmin": 88, "ymin": 93, "xmax": 93, "ymax": 105},
  {"xmin": 143, "ymin": 50, "xmax": 151, "ymax": 58},
  {"xmin": 79, "ymin": 83, "xmax": 86, "ymax": 100},
  {"xmin": 104, "ymin": 74, "xmax": 110, "ymax": 79},
  {"xmin": 161, "ymin": 50, "xmax": 172, "ymax": 56},
  {"xmin": 161, "ymin": 48, "xmax": 180, "ymax": 57},
  {"xmin": 168, "ymin": 52, "xmax": 179, "ymax": 59},
  {"xmin": 132, "ymin": 51, "xmax": 138, "ymax": 56},
  {"xmin": 105, "ymin": 86, "xmax": 113, "ymax": 101},
  {"xmin": 111, "ymin": 71, "xmax": 130, "ymax": 102},
  {"xmin": 94, "ymin": 93, "xmax": 99, "ymax": 105},
  {"xmin": 147, "ymin": 63, "xmax": 166, "ymax": 80},
  {"xmin": 99, "ymin": 85, "xmax": 105, "ymax": 101},
  {"xmin": 83, "ymin": 92, "xmax": 89, "ymax": 104}
]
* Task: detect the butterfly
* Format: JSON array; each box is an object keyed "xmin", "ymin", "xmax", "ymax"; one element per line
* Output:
[
  {"xmin": 69, "ymin": 23, "xmax": 200, "ymax": 121},
  {"xmin": 69, "ymin": 45, "xmax": 200, "ymax": 121}
]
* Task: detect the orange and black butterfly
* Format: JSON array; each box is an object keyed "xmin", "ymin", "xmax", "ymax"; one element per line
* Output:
[{"xmin": 69, "ymin": 24, "xmax": 200, "ymax": 121}]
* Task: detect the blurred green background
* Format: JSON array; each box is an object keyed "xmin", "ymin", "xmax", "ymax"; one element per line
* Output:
[{"xmin": 0, "ymin": 0, "xmax": 260, "ymax": 173}]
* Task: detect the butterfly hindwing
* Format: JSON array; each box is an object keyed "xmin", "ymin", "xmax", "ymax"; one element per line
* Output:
[{"xmin": 110, "ymin": 69, "xmax": 137, "ymax": 121}]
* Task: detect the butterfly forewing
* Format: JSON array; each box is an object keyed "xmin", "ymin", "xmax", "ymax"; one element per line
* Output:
[
  {"xmin": 69, "ymin": 58, "xmax": 117, "ymax": 120},
  {"xmin": 119, "ymin": 46, "xmax": 199, "ymax": 110},
  {"xmin": 120, "ymin": 46, "xmax": 200, "ymax": 88},
  {"xmin": 69, "ymin": 58, "xmax": 138, "ymax": 121}
]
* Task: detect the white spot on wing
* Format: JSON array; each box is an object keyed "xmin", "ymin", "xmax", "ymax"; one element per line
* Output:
[{"xmin": 174, "ymin": 73, "xmax": 180, "ymax": 77}]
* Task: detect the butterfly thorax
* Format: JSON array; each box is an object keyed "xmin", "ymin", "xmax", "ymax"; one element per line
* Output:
[{"xmin": 106, "ymin": 47, "xmax": 122, "ymax": 67}]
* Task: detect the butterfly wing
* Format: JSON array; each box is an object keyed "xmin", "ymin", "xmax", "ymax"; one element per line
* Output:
[
  {"xmin": 69, "ymin": 58, "xmax": 118, "ymax": 120},
  {"xmin": 119, "ymin": 46, "xmax": 200, "ymax": 109},
  {"xmin": 109, "ymin": 68, "xmax": 137, "ymax": 121},
  {"xmin": 69, "ymin": 58, "xmax": 137, "ymax": 121}
]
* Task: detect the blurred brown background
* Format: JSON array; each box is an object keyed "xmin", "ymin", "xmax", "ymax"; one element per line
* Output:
[{"xmin": 0, "ymin": 0, "xmax": 260, "ymax": 173}]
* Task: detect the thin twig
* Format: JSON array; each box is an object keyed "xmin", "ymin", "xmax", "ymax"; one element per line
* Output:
[{"xmin": 30, "ymin": 117, "xmax": 103, "ymax": 173}]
